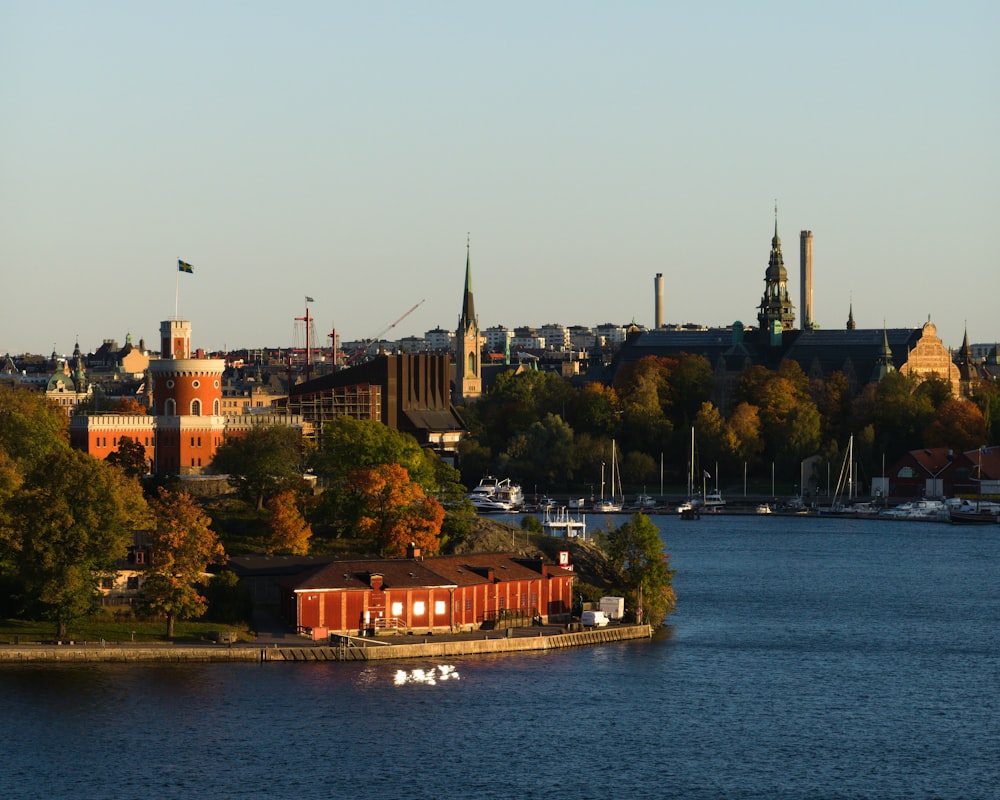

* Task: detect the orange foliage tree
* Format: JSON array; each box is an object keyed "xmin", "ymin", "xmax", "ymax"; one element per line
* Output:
[
  {"xmin": 350, "ymin": 463, "xmax": 444, "ymax": 557},
  {"xmin": 266, "ymin": 490, "xmax": 312, "ymax": 555},
  {"xmin": 146, "ymin": 488, "xmax": 226, "ymax": 638}
]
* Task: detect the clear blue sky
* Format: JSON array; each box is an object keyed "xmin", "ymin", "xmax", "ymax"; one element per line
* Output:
[{"xmin": 2, "ymin": 1, "xmax": 997, "ymax": 356}]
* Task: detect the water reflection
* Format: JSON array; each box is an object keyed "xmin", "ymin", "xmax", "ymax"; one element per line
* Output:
[{"xmin": 393, "ymin": 664, "xmax": 460, "ymax": 686}]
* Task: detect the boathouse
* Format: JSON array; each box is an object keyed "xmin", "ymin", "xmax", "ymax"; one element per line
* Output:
[{"xmin": 279, "ymin": 549, "xmax": 576, "ymax": 637}]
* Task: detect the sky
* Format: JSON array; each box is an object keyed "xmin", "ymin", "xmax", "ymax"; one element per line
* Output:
[{"xmin": 2, "ymin": 1, "xmax": 997, "ymax": 357}]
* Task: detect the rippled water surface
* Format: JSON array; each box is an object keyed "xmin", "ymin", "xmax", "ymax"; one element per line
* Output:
[{"xmin": 2, "ymin": 516, "xmax": 998, "ymax": 799}]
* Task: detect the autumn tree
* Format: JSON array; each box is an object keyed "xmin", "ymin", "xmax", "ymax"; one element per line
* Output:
[
  {"xmin": 351, "ymin": 463, "xmax": 445, "ymax": 557},
  {"xmin": 606, "ymin": 513, "xmax": 675, "ymax": 627},
  {"xmin": 105, "ymin": 435, "xmax": 149, "ymax": 479},
  {"xmin": 922, "ymin": 399, "xmax": 987, "ymax": 450},
  {"xmin": 265, "ymin": 489, "xmax": 312, "ymax": 555},
  {"xmin": 145, "ymin": 488, "xmax": 226, "ymax": 638},
  {"xmin": 211, "ymin": 425, "xmax": 312, "ymax": 511},
  {"xmin": 5, "ymin": 448, "xmax": 150, "ymax": 638},
  {"xmin": 567, "ymin": 383, "xmax": 621, "ymax": 438},
  {"xmin": 725, "ymin": 402, "xmax": 765, "ymax": 471}
]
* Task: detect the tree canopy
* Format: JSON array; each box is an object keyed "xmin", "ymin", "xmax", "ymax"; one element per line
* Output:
[
  {"xmin": 145, "ymin": 488, "xmax": 226, "ymax": 638},
  {"xmin": 606, "ymin": 513, "xmax": 675, "ymax": 627},
  {"xmin": 211, "ymin": 424, "xmax": 312, "ymax": 511}
]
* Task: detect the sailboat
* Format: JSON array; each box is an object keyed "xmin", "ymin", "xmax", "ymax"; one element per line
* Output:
[
  {"xmin": 826, "ymin": 435, "xmax": 854, "ymax": 513},
  {"xmin": 593, "ymin": 440, "xmax": 624, "ymax": 513}
]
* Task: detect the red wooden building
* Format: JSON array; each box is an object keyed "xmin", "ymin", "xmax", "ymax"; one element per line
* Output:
[{"xmin": 279, "ymin": 549, "xmax": 576, "ymax": 636}]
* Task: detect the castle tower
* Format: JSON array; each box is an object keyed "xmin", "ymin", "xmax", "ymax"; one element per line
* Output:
[
  {"xmin": 799, "ymin": 231, "xmax": 813, "ymax": 330},
  {"xmin": 149, "ymin": 319, "xmax": 226, "ymax": 474},
  {"xmin": 757, "ymin": 213, "xmax": 796, "ymax": 338},
  {"xmin": 454, "ymin": 241, "xmax": 481, "ymax": 403},
  {"xmin": 654, "ymin": 273, "xmax": 665, "ymax": 329}
]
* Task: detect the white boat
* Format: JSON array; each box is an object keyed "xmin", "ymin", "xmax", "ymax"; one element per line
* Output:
[
  {"xmin": 593, "ymin": 440, "xmax": 624, "ymax": 513},
  {"xmin": 756, "ymin": 503, "xmax": 773, "ymax": 515},
  {"xmin": 470, "ymin": 495, "xmax": 512, "ymax": 513},
  {"xmin": 467, "ymin": 475, "xmax": 524, "ymax": 512},
  {"xmin": 636, "ymin": 494, "xmax": 657, "ymax": 509},
  {"xmin": 542, "ymin": 507, "xmax": 587, "ymax": 538}
]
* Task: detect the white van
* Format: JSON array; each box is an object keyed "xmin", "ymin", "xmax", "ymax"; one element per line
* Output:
[{"xmin": 581, "ymin": 610, "xmax": 609, "ymax": 628}]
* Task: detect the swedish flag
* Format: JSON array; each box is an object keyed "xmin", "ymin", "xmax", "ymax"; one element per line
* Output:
[{"xmin": 178, "ymin": 260, "xmax": 194, "ymax": 273}]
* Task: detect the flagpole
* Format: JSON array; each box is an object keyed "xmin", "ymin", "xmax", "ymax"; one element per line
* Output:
[{"xmin": 175, "ymin": 260, "xmax": 180, "ymax": 319}]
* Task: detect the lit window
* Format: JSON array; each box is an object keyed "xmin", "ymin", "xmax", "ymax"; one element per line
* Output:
[
  {"xmin": 413, "ymin": 601, "xmax": 426, "ymax": 616},
  {"xmin": 435, "ymin": 600, "xmax": 446, "ymax": 616},
  {"xmin": 391, "ymin": 602, "xmax": 403, "ymax": 617}
]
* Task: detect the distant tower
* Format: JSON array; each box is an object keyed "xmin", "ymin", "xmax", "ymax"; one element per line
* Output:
[
  {"xmin": 799, "ymin": 231, "xmax": 813, "ymax": 330},
  {"xmin": 871, "ymin": 326, "xmax": 895, "ymax": 381},
  {"xmin": 654, "ymin": 273, "xmax": 665, "ymax": 329},
  {"xmin": 150, "ymin": 319, "xmax": 226, "ymax": 474},
  {"xmin": 455, "ymin": 239, "xmax": 481, "ymax": 403},
  {"xmin": 846, "ymin": 301, "xmax": 856, "ymax": 330},
  {"xmin": 757, "ymin": 209, "xmax": 796, "ymax": 337}
]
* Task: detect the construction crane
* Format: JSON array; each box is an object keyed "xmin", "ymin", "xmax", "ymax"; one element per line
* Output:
[
  {"xmin": 372, "ymin": 299, "xmax": 426, "ymax": 341},
  {"xmin": 344, "ymin": 299, "xmax": 426, "ymax": 366}
]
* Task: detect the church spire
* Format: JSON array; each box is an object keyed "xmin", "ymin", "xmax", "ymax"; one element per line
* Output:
[
  {"xmin": 455, "ymin": 235, "xmax": 481, "ymax": 403},
  {"xmin": 460, "ymin": 234, "xmax": 475, "ymax": 326},
  {"xmin": 871, "ymin": 324, "xmax": 895, "ymax": 381},
  {"xmin": 757, "ymin": 206, "xmax": 795, "ymax": 337},
  {"xmin": 846, "ymin": 300, "xmax": 856, "ymax": 330}
]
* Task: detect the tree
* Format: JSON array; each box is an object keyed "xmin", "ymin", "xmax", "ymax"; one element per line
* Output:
[
  {"xmin": 0, "ymin": 383, "xmax": 69, "ymax": 470},
  {"xmin": 265, "ymin": 490, "xmax": 312, "ymax": 555},
  {"xmin": 6, "ymin": 449, "xmax": 149, "ymax": 638},
  {"xmin": 314, "ymin": 416, "xmax": 436, "ymax": 491},
  {"xmin": 922, "ymin": 399, "xmax": 987, "ymax": 450},
  {"xmin": 211, "ymin": 425, "xmax": 311, "ymax": 511},
  {"xmin": 105, "ymin": 435, "xmax": 149, "ymax": 479},
  {"xmin": 351, "ymin": 463, "xmax": 445, "ymax": 557},
  {"xmin": 606, "ymin": 513, "xmax": 675, "ymax": 627},
  {"xmin": 145, "ymin": 488, "xmax": 226, "ymax": 638}
]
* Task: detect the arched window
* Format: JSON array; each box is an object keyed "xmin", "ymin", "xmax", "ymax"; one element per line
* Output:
[
  {"xmin": 213, "ymin": 398, "xmax": 220, "ymax": 415},
  {"xmin": 164, "ymin": 398, "xmax": 176, "ymax": 416},
  {"xmin": 467, "ymin": 352, "xmax": 476, "ymax": 373},
  {"xmin": 191, "ymin": 398, "xmax": 202, "ymax": 416}
]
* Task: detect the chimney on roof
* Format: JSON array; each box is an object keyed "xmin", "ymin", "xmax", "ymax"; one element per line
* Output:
[
  {"xmin": 370, "ymin": 573, "xmax": 384, "ymax": 592},
  {"xmin": 407, "ymin": 542, "xmax": 421, "ymax": 560}
]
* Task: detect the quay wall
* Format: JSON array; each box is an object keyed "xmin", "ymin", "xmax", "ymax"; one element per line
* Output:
[{"xmin": 0, "ymin": 625, "xmax": 652, "ymax": 664}]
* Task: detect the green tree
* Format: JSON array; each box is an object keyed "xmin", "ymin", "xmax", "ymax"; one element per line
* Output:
[
  {"xmin": 6, "ymin": 449, "xmax": 149, "ymax": 638},
  {"xmin": 211, "ymin": 425, "xmax": 312, "ymax": 511},
  {"xmin": 106, "ymin": 435, "xmax": 149, "ymax": 479},
  {"xmin": 0, "ymin": 383, "xmax": 69, "ymax": 469},
  {"xmin": 606, "ymin": 513, "xmax": 675, "ymax": 627}
]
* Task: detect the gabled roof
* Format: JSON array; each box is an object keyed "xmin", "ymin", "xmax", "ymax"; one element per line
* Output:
[{"xmin": 283, "ymin": 551, "xmax": 575, "ymax": 592}]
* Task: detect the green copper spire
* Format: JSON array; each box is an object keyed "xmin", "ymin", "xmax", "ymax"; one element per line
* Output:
[{"xmin": 460, "ymin": 236, "xmax": 475, "ymax": 326}]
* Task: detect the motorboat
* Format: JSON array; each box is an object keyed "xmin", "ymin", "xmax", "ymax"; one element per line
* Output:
[
  {"xmin": 756, "ymin": 503, "xmax": 773, "ymax": 515},
  {"xmin": 469, "ymin": 495, "xmax": 512, "ymax": 513},
  {"xmin": 467, "ymin": 475, "xmax": 524, "ymax": 512}
]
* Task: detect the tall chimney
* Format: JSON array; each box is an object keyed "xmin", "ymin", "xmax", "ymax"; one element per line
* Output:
[
  {"xmin": 654, "ymin": 273, "xmax": 665, "ymax": 329},
  {"xmin": 799, "ymin": 231, "xmax": 813, "ymax": 330}
]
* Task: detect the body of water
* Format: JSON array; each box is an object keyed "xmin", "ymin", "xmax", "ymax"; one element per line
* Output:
[{"xmin": 2, "ymin": 515, "xmax": 998, "ymax": 799}]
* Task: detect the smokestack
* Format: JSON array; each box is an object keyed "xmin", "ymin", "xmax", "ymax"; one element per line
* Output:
[
  {"xmin": 799, "ymin": 231, "xmax": 813, "ymax": 330},
  {"xmin": 654, "ymin": 273, "xmax": 664, "ymax": 329}
]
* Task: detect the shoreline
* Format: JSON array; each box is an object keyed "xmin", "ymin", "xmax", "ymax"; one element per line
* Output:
[{"xmin": 0, "ymin": 624, "xmax": 653, "ymax": 664}]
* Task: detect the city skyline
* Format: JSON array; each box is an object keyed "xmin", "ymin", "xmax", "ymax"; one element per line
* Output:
[{"xmin": 2, "ymin": 2, "xmax": 997, "ymax": 355}]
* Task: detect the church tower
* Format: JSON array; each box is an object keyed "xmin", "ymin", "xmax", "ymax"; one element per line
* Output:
[
  {"xmin": 757, "ymin": 211, "xmax": 796, "ymax": 336},
  {"xmin": 454, "ymin": 240, "xmax": 481, "ymax": 403}
]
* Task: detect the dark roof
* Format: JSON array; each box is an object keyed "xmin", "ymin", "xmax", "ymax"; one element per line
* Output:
[
  {"xmin": 613, "ymin": 326, "xmax": 924, "ymax": 388},
  {"xmin": 227, "ymin": 554, "xmax": 333, "ymax": 578},
  {"xmin": 284, "ymin": 552, "xmax": 575, "ymax": 592}
]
